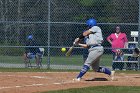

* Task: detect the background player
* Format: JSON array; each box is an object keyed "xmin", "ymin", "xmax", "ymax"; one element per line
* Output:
[
  {"xmin": 73, "ymin": 18, "xmax": 115, "ymax": 81},
  {"xmin": 23, "ymin": 35, "xmax": 43, "ymax": 68}
]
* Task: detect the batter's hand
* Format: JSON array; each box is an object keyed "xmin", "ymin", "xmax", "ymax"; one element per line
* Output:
[
  {"xmin": 74, "ymin": 38, "xmax": 80, "ymax": 43},
  {"xmin": 73, "ymin": 38, "xmax": 80, "ymax": 46},
  {"xmin": 73, "ymin": 41, "xmax": 79, "ymax": 46}
]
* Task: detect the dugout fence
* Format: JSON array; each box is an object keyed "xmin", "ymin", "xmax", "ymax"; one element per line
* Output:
[{"xmin": 0, "ymin": 0, "xmax": 140, "ymax": 70}]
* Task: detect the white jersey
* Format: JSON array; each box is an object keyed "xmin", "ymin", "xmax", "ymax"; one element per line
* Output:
[{"xmin": 85, "ymin": 26, "xmax": 103, "ymax": 46}]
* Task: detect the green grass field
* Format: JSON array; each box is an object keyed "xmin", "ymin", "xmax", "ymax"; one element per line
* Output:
[
  {"xmin": 0, "ymin": 54, "xmax": 112, "ymax": 66},
  {"xmin": 0, "ymin": 67, "xmax": 140, "ymax": 73},
  {"xmin": 43, "ymin": 86, "xmax": 140, "ymax": 93}
]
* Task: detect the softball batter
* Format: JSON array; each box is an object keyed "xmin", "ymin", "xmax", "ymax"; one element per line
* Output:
[{"xmin": 73, "ymin": 18, "xmax": 115, "ymax": 81}]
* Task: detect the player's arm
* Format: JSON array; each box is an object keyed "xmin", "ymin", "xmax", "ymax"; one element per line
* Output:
[
  {"xmin": 74, "ymin": 30, "xmax": 94, "ymax": 43},
  {"xmin": 108, "ymin": 40, "xmax": 112, "ymax": 45},
  {"xmin": 83, "ymin": 30, "xmax": 95, "ymax": 36},
  {"xmin": 74, "ymin": 30, "xmax": 94, "ymax": 48},
  {"xmin": 107, "ymin": 35, "xmax": 112, "ymax": 45},
  {"xmin": 78, "ymin": 43, "xmax": 88, "ymax": 48}
]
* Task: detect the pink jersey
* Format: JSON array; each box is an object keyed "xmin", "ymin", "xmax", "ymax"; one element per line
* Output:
[{"xmin": 107, "ymin": 33, "xmax": 128, "ymax": 52}]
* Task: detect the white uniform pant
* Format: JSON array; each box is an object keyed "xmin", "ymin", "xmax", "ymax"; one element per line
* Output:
[{"xmin": 84, "ymin": 46, "xmax": 104, "ymax": 71}]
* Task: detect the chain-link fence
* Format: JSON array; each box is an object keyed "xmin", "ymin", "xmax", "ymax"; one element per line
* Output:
[{"xmin": 0, "ymin": 0, "xmax": 139, "ymax": 70}]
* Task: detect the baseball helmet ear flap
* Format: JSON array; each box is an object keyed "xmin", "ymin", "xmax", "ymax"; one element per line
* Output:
[{"xmin": 86, "ymin": 18, "xmax": 97, "ymax": 27}]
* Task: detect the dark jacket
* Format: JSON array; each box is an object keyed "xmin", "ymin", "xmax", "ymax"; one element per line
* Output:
[{"xmin": 25, "ymin": 39, "xmax": 40, "ymax": 54}]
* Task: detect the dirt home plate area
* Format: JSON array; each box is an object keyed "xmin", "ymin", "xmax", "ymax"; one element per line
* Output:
[{"xmin": 0, "ymin": 72, "xmax": 140, "ymax": 93}]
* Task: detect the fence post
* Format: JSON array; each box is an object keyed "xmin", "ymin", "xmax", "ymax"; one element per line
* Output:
[
  {"xmin": 47, "ymin": 0, "xmax": 51, "ymax": 69},
  {"xmin": 137, "ymin": 0, "xmax": 140, "ymax": 70}
]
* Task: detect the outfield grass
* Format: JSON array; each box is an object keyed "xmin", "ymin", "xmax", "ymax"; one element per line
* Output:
[
  {"xmin": 0, "ymin": 67, "xmax": 140, "ymax": 73},
  {"xmin": 0, "ymin": 54, "xmax": 113, "ymax": 66},
  {"xmin": 50, "ymin": 54, "xmax": 112, "ymax": 66},
  {"xmin": 0, "ymin": 67, "xmax": 80, "ymax": 72},
  {"xmin": 43, "ymin": 86, "xmax": 140, "ymax": 93}
]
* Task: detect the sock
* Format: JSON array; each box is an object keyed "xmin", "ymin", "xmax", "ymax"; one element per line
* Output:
[
  {"xmin": 77, "ymin": 65, "xmax": 90, "ymax": 79},
  {"xmin": 97, "ymin": 66, "xmax": 111, "ymax": 75}
]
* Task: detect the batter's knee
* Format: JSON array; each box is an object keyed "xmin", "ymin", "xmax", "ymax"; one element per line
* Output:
[{"xmin": 84, "ymin": 63, "xmax": 91, "ymax": 67}]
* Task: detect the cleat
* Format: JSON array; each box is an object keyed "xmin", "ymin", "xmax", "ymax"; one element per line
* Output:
[
  {"xmin": 73, "ymin": 78, "xmax": 81, "ymax": 81},
  {"xmin": 110, "ymin": 71, "xmax": 115, "ymax": 81}
]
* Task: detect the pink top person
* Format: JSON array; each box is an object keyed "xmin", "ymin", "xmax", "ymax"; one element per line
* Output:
[{"xmin": 107, "ymin": 26, "xmax": 128, "ymax": 52}]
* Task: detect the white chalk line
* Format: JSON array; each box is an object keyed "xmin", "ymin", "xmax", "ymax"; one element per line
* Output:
[
  {"xmin": 0, "ymin": 75, "xmax": 52, "ymax": 79},
  {"xmin": 0, "ymin": 79, "xmax": 78, "ymax": 90},
  {"xmin": 115, "ymin": 75, "xmax": 140, "ymax": 78},
  {"xmin": 0, "ymin": 73, "xmax": 79, "ymax": 90},
  {"xmin": 0, "ymin": 72, "xmax": 77, "ymax": 74},
  {"xmin": 0, "ymin": 84, "xmax": 45, "ymax": 90}
]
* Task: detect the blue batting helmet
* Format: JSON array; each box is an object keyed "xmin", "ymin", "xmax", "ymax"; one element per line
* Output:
[
  {"xmin": 27, "ymin": 35, "xmax": 33, "ymax": 40},
  {"xmin": 86, "ymin": 18, "xmax": 97, "ymax": 27}
]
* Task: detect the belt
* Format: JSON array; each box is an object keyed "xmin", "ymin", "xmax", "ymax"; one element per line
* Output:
[{"xmin": 89, "ymin": 44, "xmax": 101, "ymax": 48}]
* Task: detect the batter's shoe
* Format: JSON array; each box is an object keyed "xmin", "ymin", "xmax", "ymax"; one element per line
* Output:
[
  {"xmin": 110, "ymin": 70, "xmax": 115, "ymax": 81},
  {"xmin": 73, "ymin": 78, "xmax": 81, "ymax": 81}
]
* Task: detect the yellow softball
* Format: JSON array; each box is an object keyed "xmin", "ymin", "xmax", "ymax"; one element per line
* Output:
[{"xmin": 61, "ymin": 48, "xmax": 66, "ymax": 52}]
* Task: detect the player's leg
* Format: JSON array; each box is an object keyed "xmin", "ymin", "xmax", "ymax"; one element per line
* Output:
[
  {"xmin": 75, "ymin": 64, "xmax": 90, "ymax": 80},
  {"xmin": 95, "ymin": 64, "xmax": 115, "ymax": 80},
  {"xmin": 112, "ymin": 52, "xmax": 116, "ymax": 70},
  {"xmin": 91, "ymin": 50, "xmax": 115, "ymax": 80},
  {"xmin": 35, "ymin": 53, "xmax": 42, "ymax": 68},
  {"xmin": 93, "ymin": 62, "xmax": 115, "ymax": 80},
  {"xmin": 23, "ymin": 53, "xmax": 29, "ymax": 62},
  {"xmin": 35, "ymin": 54, "xmax": 40, "ymax": 68},
  {"xmin": 91, "ymin": 49, "xmax": 113, "ymax": 79},
  {"xmin": 91, "ymin": 56, "xmax": 111, "ymax": 75},
  {"xmin": 76, "ymin": 49, "xmax": 89, "ymax": 80},
  {"xmin": 74, "ymin": 49, "xmax": 102, "ymax": 81},
  {"xmin": 97, "ymin": 66, "xmax": 111, "ymax": 75},
  {"xmin": 73, "ymin": 51, "xmax": 94, "ymax": 81},
  {"xmin": 23, "ymin": 53, "xmax": 29, "ymax": 68}
]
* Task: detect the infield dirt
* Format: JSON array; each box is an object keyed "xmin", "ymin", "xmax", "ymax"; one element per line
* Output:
[{"xmin": 0, "ymin": 72, "xmax": 140, "ymax": 93}]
